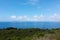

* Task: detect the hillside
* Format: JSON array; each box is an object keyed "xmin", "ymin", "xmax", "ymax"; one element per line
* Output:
[{"xmin": 0, "ymin": 27, "xmax": 60, "ymax": 40}]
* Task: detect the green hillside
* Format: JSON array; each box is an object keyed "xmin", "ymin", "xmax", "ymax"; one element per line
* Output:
[{"xmin": 0, "ymin": 27, "xmax": 60, "ymax": 40}]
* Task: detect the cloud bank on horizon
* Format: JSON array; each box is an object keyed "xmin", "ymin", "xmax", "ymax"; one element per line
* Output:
[
  {"xmin": 10, "ymin": 13, "xmax": 60, "ymax": 22},
  {"xmin": 0, "ymin": 0, "xmax": 60, "ymax": 22}
]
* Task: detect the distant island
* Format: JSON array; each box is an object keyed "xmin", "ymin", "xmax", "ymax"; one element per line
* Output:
[{"xmin": 0, "ymin": 27, "xmax": 60, "ymax": 40}]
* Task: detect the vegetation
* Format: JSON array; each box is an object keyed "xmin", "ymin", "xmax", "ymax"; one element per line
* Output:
[{"xmin": 0, "ymin": 27, "xmax": 60, "ymax": 40}]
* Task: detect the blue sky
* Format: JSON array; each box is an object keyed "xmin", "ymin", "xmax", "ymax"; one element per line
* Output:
[{"xmin": 0, "ymin": 0, "xmax": 60, "ymax": 22}]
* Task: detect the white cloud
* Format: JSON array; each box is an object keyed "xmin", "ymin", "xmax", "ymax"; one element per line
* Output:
[
  {"xmin": 33, "ymin": 15, "xmax": 38, "ymax": 18},
  {"xmin": 10, "ymin": 16, "xmax": 17, "ymax": 19},
  {"xmin": 32, "ymin": 15, "xmax": 39, "ymax": 21},
  {"xmin": 49, "ymin": 13, "xmax": 60, "ymax": 21},
  {"xmin": 39, "ymin": 14, "xmax": 44, "ymax": 18},
  {"xmin": 16, "ymin": 15, "xmax": 30, "ymax": 21},
  {"xmin": 17, "ymin": 16, "xmax": 23, "ymax": 20},
  {"xmin": 31, "ymin": 15, "xmax": 45, "ymax": 21},
  {"xmin": 23, "ymin": 15, "xmax": 28, "ymax": 19}
]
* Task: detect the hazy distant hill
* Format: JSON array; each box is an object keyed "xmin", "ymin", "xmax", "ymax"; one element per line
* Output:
[{"xmin": 0, "ymin": 27, "xmax": 60, "ymax": 40}]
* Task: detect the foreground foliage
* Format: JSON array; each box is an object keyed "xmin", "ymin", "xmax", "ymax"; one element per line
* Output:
[{"xmin": 0, "ymin": 27, "xmax": 60, "ymax": 40}]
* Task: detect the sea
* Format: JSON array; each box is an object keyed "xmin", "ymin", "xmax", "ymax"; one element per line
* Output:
[{"xmin": 0, "ymin": 22, "xmax": 60, "ymax": 29}]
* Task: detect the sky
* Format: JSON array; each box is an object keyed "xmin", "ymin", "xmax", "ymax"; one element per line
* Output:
[{"xmin": 0, "ymin": 0, "xmax": 60, "ymax": 22}]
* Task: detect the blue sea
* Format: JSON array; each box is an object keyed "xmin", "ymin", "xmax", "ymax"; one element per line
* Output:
[{"xmin": 0, "ymin": 22, "xmax": 60, "ymax": 29}]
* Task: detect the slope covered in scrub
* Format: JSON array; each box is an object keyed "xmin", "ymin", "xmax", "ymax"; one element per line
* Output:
[{"xmin": 0, "ymin": 27, "xmax": 60, "ymax": 40}]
